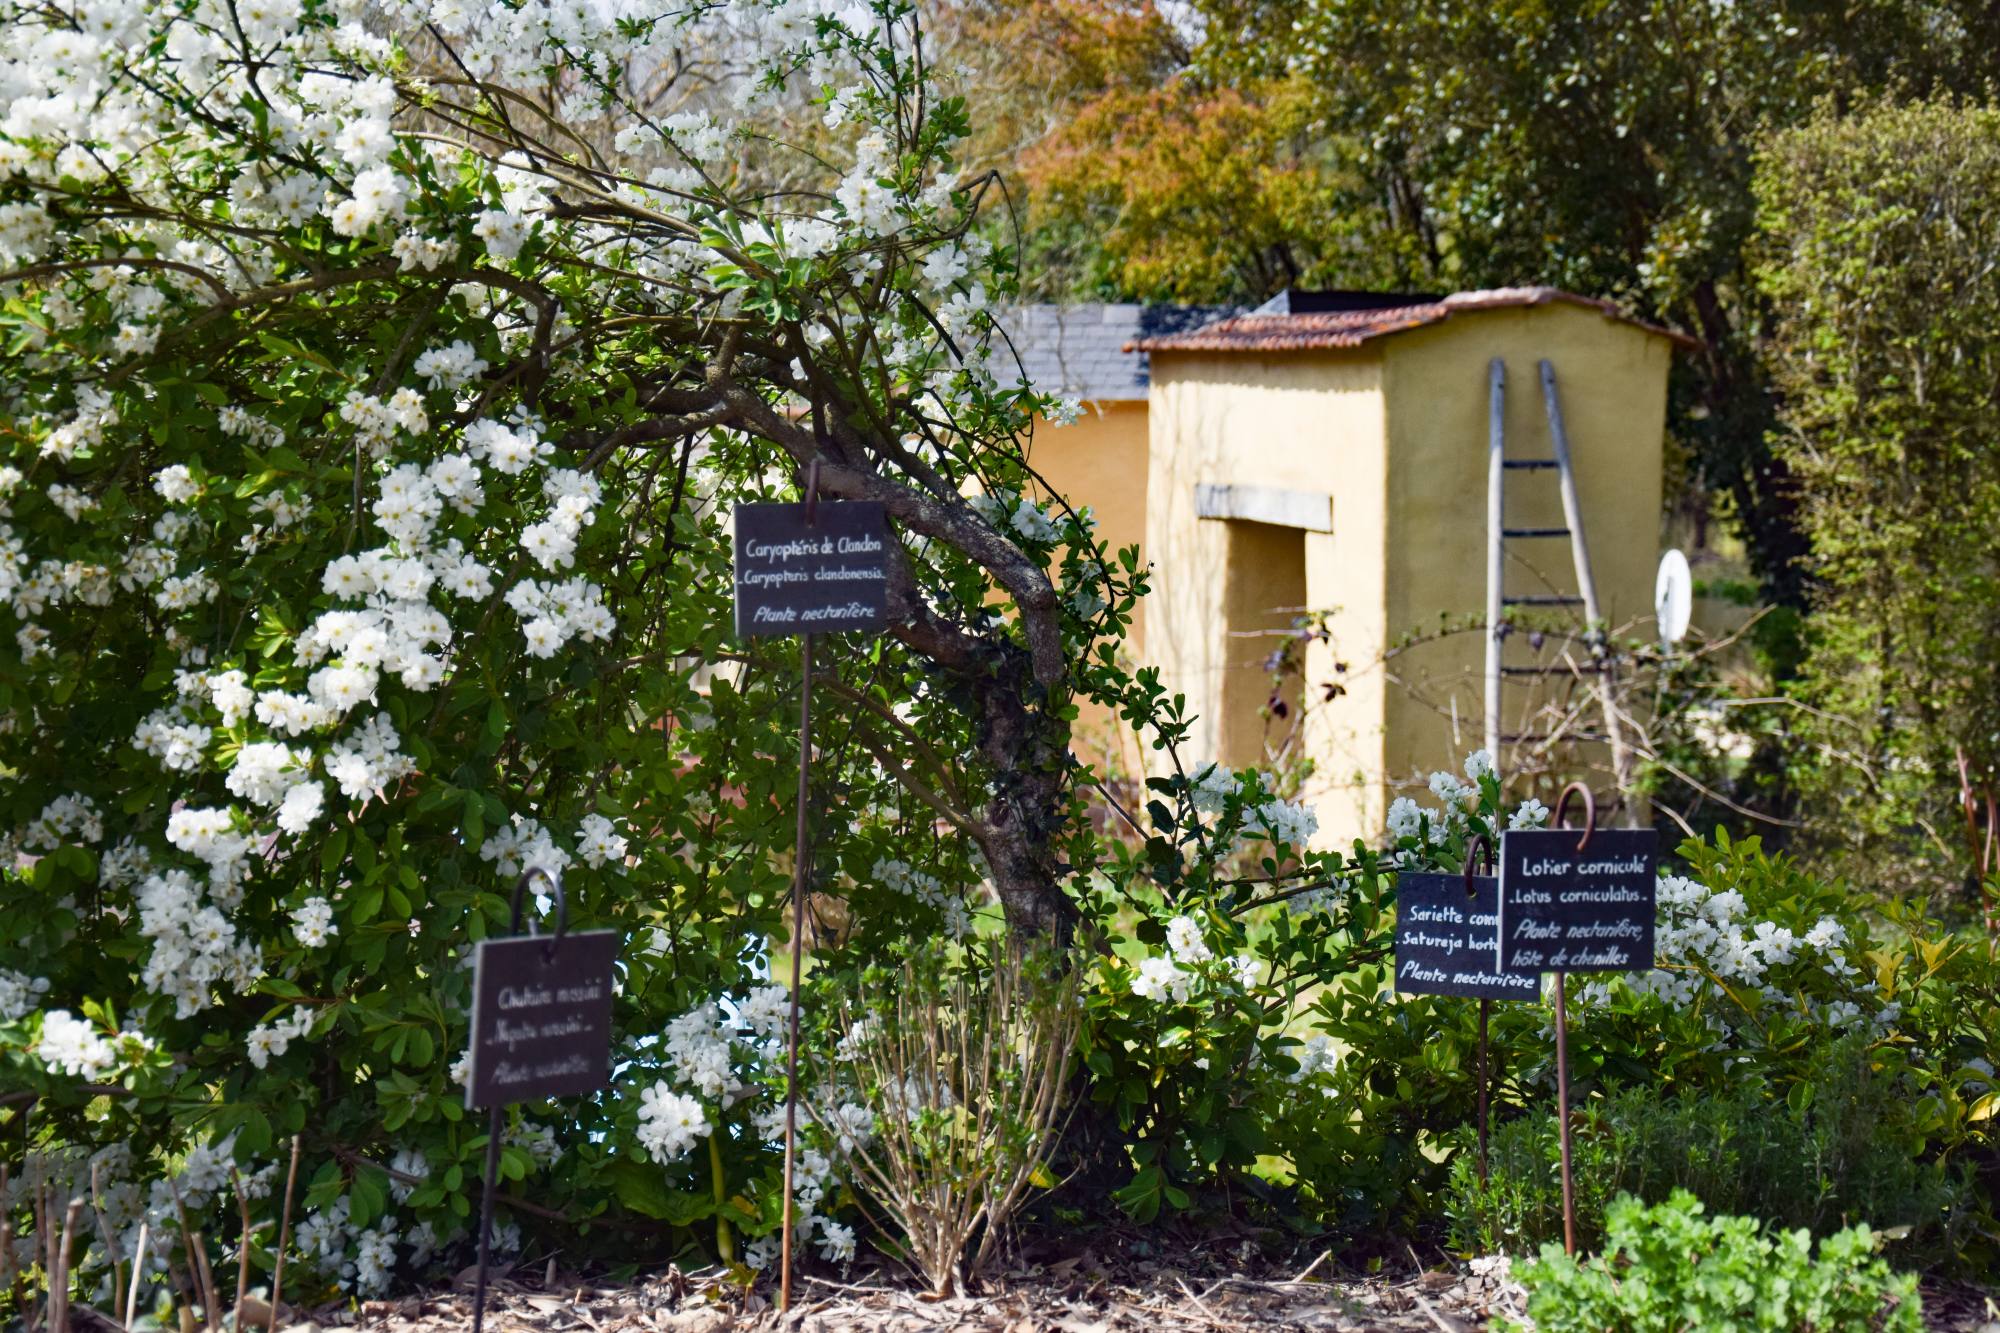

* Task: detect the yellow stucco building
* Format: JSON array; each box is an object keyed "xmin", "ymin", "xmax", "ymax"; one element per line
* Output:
[
  {"xmin": 1009, "ymin": 289, "xmax": 1687, "ymax": 848},
  {"xmin": 1005, "ymin": 303, "xmax": 1240, "ymax": 661}
]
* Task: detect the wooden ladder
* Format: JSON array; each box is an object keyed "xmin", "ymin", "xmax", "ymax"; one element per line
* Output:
[{"xmin": 1482, "ymin": 359, "xmax": 1633, "ymax": 793}]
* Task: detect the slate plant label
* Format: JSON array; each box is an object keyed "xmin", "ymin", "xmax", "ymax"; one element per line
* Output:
[
  {"xmin": 466, "ymin": 929, "xmax": 619, "ymax": 1110},
  {"xmin": 1394, "ymin": 872, "xmax": 1543, "ymax": 1000},
  {"xmin": 732, "ymin": 501, "xmax": 890, "ymax": 639},
  {"xmin": 1498, "ymin": 829, "xmax": 1658, "ymax": 974}
]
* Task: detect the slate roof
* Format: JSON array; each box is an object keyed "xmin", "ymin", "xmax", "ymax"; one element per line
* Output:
[
  {"xmin": 1128, "ymin": 287, "xmax": 1697, "ymax": 354},
  {"xmin": 995, "ymin": 303, "xmax": 1241, "ymax": 402}
]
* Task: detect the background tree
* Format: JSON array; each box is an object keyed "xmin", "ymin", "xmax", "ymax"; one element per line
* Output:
[{"xmin": 927, "ymin": 0, "xmax": 1195, "ymax": 300}]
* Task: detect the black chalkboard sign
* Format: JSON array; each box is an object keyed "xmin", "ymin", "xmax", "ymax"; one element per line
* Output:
[
  {"xmin": 465, "ymin": 929, "xmax": 618, "ymax": 1109},
  {"xmin": 1498, "ymin": 829, "xmax": 1657, "ymax": 974},
  {"xmin": 732, "ymin": 501, "xmax": 890, "ymax": 639},
  {"xmin": 1394, "ymin": 873, "xmax": 1542, "ymax": 1000}
]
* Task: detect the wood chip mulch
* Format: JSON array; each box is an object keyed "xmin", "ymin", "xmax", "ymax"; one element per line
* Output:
[{"xmin": 311, "ymin": 1246, "xmax": 1998, "ymax": 1333}]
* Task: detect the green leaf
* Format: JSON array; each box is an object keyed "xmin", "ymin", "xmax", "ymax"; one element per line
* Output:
[
  {"xmin": 254, "ymin": 331, "xmax": 338, "ymax": 373},
  {"xmin": 607, "ymin": 1161, "xmax": 716, "ymax": 1223},
  {"xmin": 349, "ymin": 1167, "xmax": 388, "ymax": 1229},
  {"xmin": 238, "ymin": 1108, "xmax": 273, "ymax": 1156}
]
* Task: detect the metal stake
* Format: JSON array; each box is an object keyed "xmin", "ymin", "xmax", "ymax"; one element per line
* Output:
[
  {"xmin": 1550, "ymin": 782, "xmax": 1595, "ymax": 1257},
  {"xmin": 1477, "ymin": 998, "xmax": 1491, "ymax": 1186},
  {"xmin": 779, "ymin": 461, "xmax": 821, "ymax": 1312},
  {"xmin": 472, "ymin": 1105, "xmax": 504, "ymax": 1333},
  {"xmin": 1465, "ymin": 833, "xmax": 1495, "ymax": 1186},
  {"xmin": 1552, "ymin": 969, "xmax": 1576, "ymax": 1255},
  {"xmin": 778, "ymin": 630, "xmax": 813, "ymax": 1310}
]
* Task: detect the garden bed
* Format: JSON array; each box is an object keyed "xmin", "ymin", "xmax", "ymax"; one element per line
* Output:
[
  {"xmin": 318, "ymin": 1240, "xmax": 2000, "ymax": 1333},
  {"xmin": 328, "ymin": 1261, "xmax": 1515, "ymax": 1333}
]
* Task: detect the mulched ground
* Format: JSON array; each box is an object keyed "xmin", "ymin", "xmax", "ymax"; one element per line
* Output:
[
  {"xmin": 327, "ymin": 1259, "xmax": 1517, "ymax": 1333},
  {"xmin": 316, "ymin": 1238, "xmax": 2000, "ymax": 1333}
]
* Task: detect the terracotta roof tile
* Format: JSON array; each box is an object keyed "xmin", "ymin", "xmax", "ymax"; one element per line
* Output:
[{"xmin": 1126, "ymin": 287, "xmax": 1697, "ymax": 353}]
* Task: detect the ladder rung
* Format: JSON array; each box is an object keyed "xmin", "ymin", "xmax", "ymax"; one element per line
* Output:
[
  {"xmin": 1494, "ymin": 628, "xmax": 1596, "ymax": 643},
  {"xmin": 1503, "ymin": 459, "xmax": 1559, "ymax": 470},
  {"xmin": 1500, "ymin": 665, "xmax": 1607, "ymax": 676},
  {"xmin": 1502, "ymin": 527, "xmax": 1571, "ymax": 538},
  {"xmin": 1501, "ymin": 594, "xmax": 1585, "ymax": 606}
]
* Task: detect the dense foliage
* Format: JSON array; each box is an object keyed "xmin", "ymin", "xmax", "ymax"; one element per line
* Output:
[
  {"xmin": 1075, "ymin": 778, "xmax": 1999, "ymax": 1260},
  {"xmin": 0, "ymin": 0, "xmax": 1186, "ymax": 1303},
  {"xmin": 1754, "ymin": 97, "xmax": 2000, "ymax": 895},
  {"xmin": 1448, "ymin": 1053, "xmax": 1978, "ymax": 1264}
]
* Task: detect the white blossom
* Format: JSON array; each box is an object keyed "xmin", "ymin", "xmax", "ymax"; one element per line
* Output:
[
  {"xmin": 152, "ymin": 464, "xmax": 200, "ymax": 503},
  {"xmin": 815, "ymin": 1217, "xmax": 856, "ymax": 1265},
  {"xmin": 1387, "ymin": 796, "xmax": 1425, "ymax": 840},
  {"xmin": 1165, "ymin": 915, "xmax": 1211, "ymax": 965},
  {"xmin": 576, "ymin": 813, "xmax": 627, "ymax": 868},
  {"xmin": 246, "ymin": 1008, "xmax": 313, "ymax": 1068},
  {"xmin": 292, "ymin": 897, "xmax": 337, "ymax": 948},
  {"xmin": 1191, "ymin": 763, "xmax": 1239, "ymax": 814},
  {"xmin": 0, "ymin": 969, "xmax": 50, "ymax": 1021},
  {"xmin": 1256, "ymin": 796, "xmax": 1318, "ymax": 847},
  {"xmin": 1427, "ymin": 770, "xmax": 1472, "ymax": 806},
  {"xmin": 412, "ymin": 339, "xmax": 489, "ymax": 391},
  {"xmin": 1508, "ymin": 798, "xmax": 1549, "ymax": 830},
  {"xmin": 635, "ymin": 1081, "xmax": 711, "ymax": 1162},
  {"xmin": 738, "ymin": 986, "xmax": 790, "ymax": 1040},
  {"xmin": 662, "ymin": 1003, "xmax": 734, "ymax": 1098},
  {"xmin": 36, "ymin": 1010, "xmax": 116, "ymax": 1078},
  {"xmin": 1130, "ymin": 955, "xmax": 1191, "ymax": 1004}
]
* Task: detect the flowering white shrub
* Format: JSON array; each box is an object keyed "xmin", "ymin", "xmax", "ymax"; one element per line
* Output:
[
  {"xmin": 1560, "ymin": 833, "xmax": 1913, "ymax": 1059},
  {"xmin": 1071, "ymin": 743, "xmax": 1993, "ymax": 1235},
  {"xmin": 0, "ymin": 0, "xmax": 1161, "ymax": 1305},
  {"xmin": 613, "ymin": 983, "xmax": 882, "ymax": 1265},
  {"xmin": 1374, "ymin": 757, "xmax": 1903, "ymax": 1051}
]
